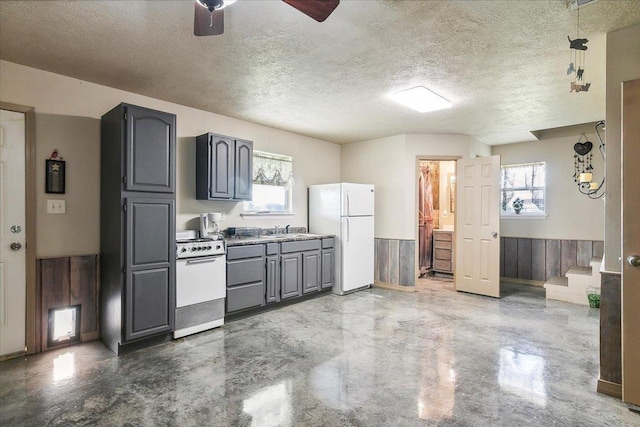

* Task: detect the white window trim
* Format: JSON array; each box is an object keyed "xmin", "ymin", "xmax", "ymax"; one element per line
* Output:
[
  {"xmin": 501, "ymin": 212, "xmax": 548, "ymax": 219},
  {"xmin": 240, "ymin": 212, "xmax": 295, "ymax": 220}
]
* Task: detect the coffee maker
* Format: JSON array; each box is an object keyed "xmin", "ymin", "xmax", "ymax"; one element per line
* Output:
[{"xmin": 200, "ymin": 212, "xmax": 223, "ymax": 240}]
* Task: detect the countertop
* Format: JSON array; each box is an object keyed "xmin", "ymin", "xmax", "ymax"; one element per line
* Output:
[{"xmin": 225, "ymin": 233, "xmax": 335, "ymax": 246}]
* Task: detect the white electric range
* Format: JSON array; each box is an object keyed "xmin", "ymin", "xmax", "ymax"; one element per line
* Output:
[{"xmin": 174, "ymin": 230, "xmax": 226, "ymax": 339}]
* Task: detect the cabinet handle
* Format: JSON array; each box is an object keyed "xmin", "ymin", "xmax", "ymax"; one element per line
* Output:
[{"xmin": 346, "ymin": 191, "xmax": 351, "ymax": 216}]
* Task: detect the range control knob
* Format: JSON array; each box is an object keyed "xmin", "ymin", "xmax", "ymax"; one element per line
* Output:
[{"xmin": 181, "ymin": 248, "xmax": 187, "ymax": 252}]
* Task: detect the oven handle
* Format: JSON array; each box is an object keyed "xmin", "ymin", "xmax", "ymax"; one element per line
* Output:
[{"xmin": 183, "ymin": 255, "xmax": 225, "ymax": 264}]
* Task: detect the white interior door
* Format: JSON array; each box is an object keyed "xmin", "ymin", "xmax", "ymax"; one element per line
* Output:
[
  {"xmin": 455, "ymin": 155, "xmax": 501, "ymax": 298},
  {"xmin": 340, "ymin": 216, "xmax": 374, "ymax": 293},
  {"xmin": 0, "ymin": 109, "xmax": 27, "ymax": 356},
  {"xmin": 621, "ymin": 78, "xmax": 640, "ymax": 407}
]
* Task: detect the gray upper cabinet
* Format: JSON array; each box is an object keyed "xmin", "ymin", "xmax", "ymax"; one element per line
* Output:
[
  {"xmin": 196, "ymin": 133, "xmax": 253, "ymax": 201},
  {"xmin": 100, "ymin": 103, "xmax": 176, "ymax": 355},
  {"xmin": 125, "ymin": 105, "xmax": 175, "ymax": 193},
  {"xmin": 234, "ymin": 139, "xmax": 253, "ymax": 200}
]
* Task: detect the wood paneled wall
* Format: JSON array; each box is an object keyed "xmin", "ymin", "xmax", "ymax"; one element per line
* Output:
[
  {"xmin": 598, "ymin": 271, "xmax": 622, "ymax": 398},
  {"xmin": 36, "ymin": 255, "xmax": 99, "ymax": 353},
  {"xmin": 500, "ymin": 238, "xmax": 603, "ymax": 282},
  {"xmin": 375, "ymin": 238, "xmax": 415, "ymax": 286}
]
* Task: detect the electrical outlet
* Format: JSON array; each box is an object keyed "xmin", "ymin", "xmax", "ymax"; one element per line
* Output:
[{"xmin": 47, "ymin": 199, "xmax": 66, "ymax": 214}]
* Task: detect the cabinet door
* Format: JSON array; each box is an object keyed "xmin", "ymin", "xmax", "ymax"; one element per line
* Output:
[
  {"xmin": 302, "ymin": 250, "xmax": 321, "ymax": 294},
  {"xmin": 125, "ymin": 198, "xmax": 175, "ymax": 341},
  {"xmin": 209, "ymin": 135, "xmax": 234, "ymax": 199},
  {"xmin": 234, "ymin": 139, "xmax": 253, "ymax": 200},
  {"xmin": 281, "ymin": 253, "xmax": 302, "ymax": 299},
  {"xmin": 265, "ymin": 255, "xmax": 280, "ymax": 304},
  {"xmin": 321, "ymin": 249, "xmax": 334, "ymax": 289},
  {"xmin": 125, "ymin": 105, "xmax": 175, "ymax": 193}
]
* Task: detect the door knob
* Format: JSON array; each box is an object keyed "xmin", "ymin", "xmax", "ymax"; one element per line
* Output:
[
  {"xmin": 492, "ymin": 231, "xmax": 498, "ymax": 238},
  {"xmin": 10, "ymin": 242, "xmax": 22, "ymax": 251},
  {"xmin": 628, "ymin": 255, "xmax": 640, "ymax": 267},
  {"xmin": 10, "ymin": 225, "xmax": 22, "ymax": 234}
]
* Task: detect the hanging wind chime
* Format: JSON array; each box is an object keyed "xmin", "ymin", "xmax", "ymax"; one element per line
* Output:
[
  {"xmin": 573, "ymin": 133, "xmax": 593, "ymax": 183},
  {"xmin": 567, "ymin": 6, "xmax": 591, "ymax": 92}
]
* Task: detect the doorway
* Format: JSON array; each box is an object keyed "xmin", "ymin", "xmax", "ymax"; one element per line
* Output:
[
  {"xmin": 417, "ymin": 159, "xmax": 456, "ymax": 279},
  {"xmin": 0, "ymin": 102, "xmax": 36, "ymax": 360}
]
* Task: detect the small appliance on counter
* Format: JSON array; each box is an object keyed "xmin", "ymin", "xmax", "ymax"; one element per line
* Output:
[
  {"xmin": 200, "ymin": 212, "xmax": 224, "ymax": 240},
  {"xmin": 174, "ymin": 229, "xmax": 226, "ymax": 338}
]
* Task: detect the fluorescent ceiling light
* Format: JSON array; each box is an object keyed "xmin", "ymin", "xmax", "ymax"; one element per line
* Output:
[{"xmin": 390, "ymin": 86, "xmax": 452, "ymax": 113}]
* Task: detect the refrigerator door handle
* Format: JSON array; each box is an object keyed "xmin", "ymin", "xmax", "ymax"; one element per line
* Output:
[
  {"xmin": 347, "ymin": 217, "xmax": 350, "ymax": 242},
  {"xmin": 346, "ymin": 191, "xmax": 351, "ymax": 216}
]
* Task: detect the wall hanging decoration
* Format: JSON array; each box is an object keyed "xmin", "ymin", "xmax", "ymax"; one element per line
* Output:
[
  {"xmin": 574, "ymin": 120, "xmax": 605, "ymax": 199},
  {"xmin": 46, "ymin": 149, "xmax": 65, "ymax": 194},
  {"xmin": 567, "ymin": 6, "xmax": 591, "ymax": 92}
]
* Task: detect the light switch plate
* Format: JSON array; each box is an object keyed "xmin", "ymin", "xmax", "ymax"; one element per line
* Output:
[{"xmin": 47, "ymin": 199, "xmax": 66, "ymax": 214}]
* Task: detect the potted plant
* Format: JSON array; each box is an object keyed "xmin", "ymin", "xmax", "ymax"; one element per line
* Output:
[
  {"xmin": 587, "ymin": 285, "xmax": 601, "ymax": 308},
  {"xmin": 512, "ymin": 197, "xmax": 524, "ymax": 214}
]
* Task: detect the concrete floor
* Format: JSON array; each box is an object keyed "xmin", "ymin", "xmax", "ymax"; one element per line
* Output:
[{"xmin": 1, "ymin": 280, "xmax": 637, "ymax": 426}]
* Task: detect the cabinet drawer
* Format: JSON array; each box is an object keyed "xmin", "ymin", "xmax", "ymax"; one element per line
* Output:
[
  {"xmin": 322, "ymin": 238, "xmax": 335, "ymax": 249},
  {"xmin": 280, "ymin": 239, "xmax": 321, "ymax": 254},
  {"xmin": 433, "ymin": 232, "xmax": 453, "ymax": 242},
  {"xmin": 227, "ymin": 244, "xmax": 265, "ymax": 260},
  {"xmin": 226, "ymin": 282, "xmax": 264, "ymax": 313},
  {"xmin": 434, "ymin": 249, "xmax": 451, "ymax": 261},
  {"xmin": 433, "ymin": 259, "xmax": 452, "ymax": 272},
  {"xmin": 434, "ymin": 240, "xmax": 452, "ymax": 250},
  {"xmin": 266, "ymin": 243, "xmax": 279, "ymax": 256},
  {"xmin": 227, "ymin": 258, "xmax": 264, "ymax": 286}
]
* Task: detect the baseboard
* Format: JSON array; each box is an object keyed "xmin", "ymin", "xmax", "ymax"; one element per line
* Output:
[
  {"xmin": 597, "ymin": 379, "xmax": 622, "ymax": 398},
  {"xmin": 373, "ymin": 281, "xmax": 416, "ymax": 293},
  {"xmin": 81, "ymin": 330, "xmax": 100, "ymax": 342},
  {"xmin": 500, "ymin": 277, "xmax": 545, "ymax": 287}
]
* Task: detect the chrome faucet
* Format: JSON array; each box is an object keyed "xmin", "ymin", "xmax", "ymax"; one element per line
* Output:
[{"xmin": 285, "ymin": 225, "xmax": 290, "ymax": 234}]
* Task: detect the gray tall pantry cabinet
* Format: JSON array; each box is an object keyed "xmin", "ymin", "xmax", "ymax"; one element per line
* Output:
[{"xmin": 100, "ymin": 103, "xmax": 176, "ymax": 355}]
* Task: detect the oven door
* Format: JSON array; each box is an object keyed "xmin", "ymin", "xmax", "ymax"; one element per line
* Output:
[{"xmin": 176, "ymin": 254, "xmax": 226, "ymax": 307}]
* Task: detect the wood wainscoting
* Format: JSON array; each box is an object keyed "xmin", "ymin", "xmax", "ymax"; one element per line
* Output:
[
  {"xmin": 500, "ymin": 238, "xmax": 604, "ymax": 284},
  {"xmin": 374, "ymin": 238, "xmax": 415, "ymax": 287},
  {"xmin": 36, "ymin": 255, "xmax": 99, "ymax": 353},
  {"xmin": 598, "ymin": 270, "xmax": 622, "ymax": 398}
]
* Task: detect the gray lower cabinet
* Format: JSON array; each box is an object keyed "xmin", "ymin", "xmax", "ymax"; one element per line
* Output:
[
  {"xmin": 226, "ymin": 245, "xmax": 265, "ymax": 314},
  {"xmin": 265, "ymin": 255, "xmax": 280, "ymax": 304},
  {"xmin": 302, "ymin": 251, "xmax": 321, "ymax": 294},
  {"xmin": 281, "ymin": 253, "xmax": 303, "ymax": 299},
  {"xmin": 321, "ymin": 249, "xmax": 335, "ymax": 289},
  {"xmin": 226, "ymin": 238, "xmax": 332, "ymax": 314}
]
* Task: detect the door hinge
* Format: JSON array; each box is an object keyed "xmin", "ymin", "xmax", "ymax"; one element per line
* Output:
[
  {"xmin": 122, "ymin": 266, "xmax": 126, "ymax": 273},
  {"xmin": 122, "ymin": 176, "xmax": 127, "ymax": 184},
  {"xmin": 124, "ymin": 112, "xmax": 128, "ymax": 120},
  {"xmin": 123, "ymin": 203, "xmax": 127, "ymax": 212}
]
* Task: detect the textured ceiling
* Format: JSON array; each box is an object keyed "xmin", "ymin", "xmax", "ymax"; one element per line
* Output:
[{"xmin": 1, "ymin": 0, "xmax": 639, "ymax": 145}]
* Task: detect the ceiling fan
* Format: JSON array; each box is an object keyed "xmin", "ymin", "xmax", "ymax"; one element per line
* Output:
[{"xmin": 194, "ymin": 0, "xmax": 340, "ymax": 36}]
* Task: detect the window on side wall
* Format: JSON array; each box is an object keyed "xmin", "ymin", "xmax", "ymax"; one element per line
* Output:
[
  {"xmin": 501, "ymin": 162, "xmax": 546, "ymax": 217},
  {"xmin": 244, "ymin": 151, "xmax": 294, "ymax": 213}
]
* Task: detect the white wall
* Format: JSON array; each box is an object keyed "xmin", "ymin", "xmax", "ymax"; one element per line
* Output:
[
  {"xmin": 0, "ymin": 60, "xmax": 341, "ymax": 257},
  {"xmin": 492, "ymin": 124, "xmax": 604, "ymax": 241},
  {"xmin": 604, "ymin": 24, "xmax": 640, "ymax": 271},
  {"xmin": 341, "ymin": 133, "xmax": 485, "ymax": 240}
]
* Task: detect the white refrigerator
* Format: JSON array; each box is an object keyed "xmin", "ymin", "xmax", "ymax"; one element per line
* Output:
[{"xmin": 308, "ymin": 183, "xmax": 375, "ymax": 295}]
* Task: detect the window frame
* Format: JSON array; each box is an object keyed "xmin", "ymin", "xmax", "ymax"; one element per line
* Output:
[
  {"xmin": 242, "ymin": 150, "xmax": 295, "ymax": 218},
  {"xmin": 500, "ymin": 162, "xmax": 547, "ymax": 219}
]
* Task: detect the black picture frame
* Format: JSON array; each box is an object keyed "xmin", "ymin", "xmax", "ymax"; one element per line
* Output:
[{"xmin": 46, "ymin": 159, "xmax": 65, "ymax": 194}]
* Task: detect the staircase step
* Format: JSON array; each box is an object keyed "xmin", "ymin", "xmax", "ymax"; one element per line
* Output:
[
  {"xmin": 545, "ymin": 276, "xmax": 568, "ymax": 287},
  {"xmin": 566, "ymin": 266, "xmax": 592, "ymax": 277}
]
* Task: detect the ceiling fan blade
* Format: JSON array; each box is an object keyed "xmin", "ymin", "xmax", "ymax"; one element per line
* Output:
[
  {"xmin": 283, "ymin": 0, "xmax": 340, "ymax": 22},
  {"xmin": 194, "ymin": 2, "xmax": 224, "ymax": 36}
]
